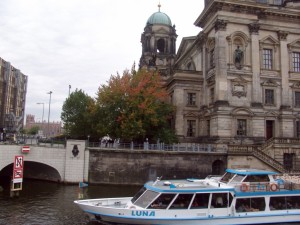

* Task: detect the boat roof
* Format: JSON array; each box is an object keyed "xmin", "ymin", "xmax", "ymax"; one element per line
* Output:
[
  {"xmin": 142, "ymin": 168, "xmax": 300, "ymax": 194},
  {"xmin": 144, "ymin": 179, "xmax": 233, "ymax": 193},
  {"xmin": 226, "ymin": 168, "xmax": 278, "ymax": 176}
]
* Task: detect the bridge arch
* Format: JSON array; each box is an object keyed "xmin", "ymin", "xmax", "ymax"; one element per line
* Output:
[{"xmin": 0, "ymin": 161, "xmax": 62, "ymax": 182}]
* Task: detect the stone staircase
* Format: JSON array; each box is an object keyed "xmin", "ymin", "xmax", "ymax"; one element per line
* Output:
[
  {"xmin": 252, "ymin": 147, "xmax": 286, "ymax": 173},
  {"xmin": 228, "ymin": 138, "xmax": 300, "ymax": 173}
]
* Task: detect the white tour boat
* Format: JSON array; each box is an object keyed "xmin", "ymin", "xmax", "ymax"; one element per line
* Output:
[{"xmin": 74, "ymin": 168, "xmax": 300, "ymax": 225}]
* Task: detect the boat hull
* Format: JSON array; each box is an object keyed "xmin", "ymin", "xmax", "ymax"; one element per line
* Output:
[
  {"xmin": 75, "ymin": 199, "xmax": 300, "ymax": 225},
  {"xmin": 74, "ymin": 169, "xmax": 300, "ymax": 225}
]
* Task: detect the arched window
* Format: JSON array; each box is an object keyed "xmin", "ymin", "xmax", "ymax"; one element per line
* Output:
[{"xmin": 157, "ymin": 39, "xmax": 165, "ymax": 53}]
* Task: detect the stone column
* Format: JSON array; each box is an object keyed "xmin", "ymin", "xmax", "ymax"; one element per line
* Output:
[
  {"xmin": 214, "ymin": 19, "xmax": 228, "ymax": 106},
  {"xmin": 174, "ymin": 88, "xmax": 185, "ymax": 136},
  {"xmin": 64, "ymin": 140, "xmax": 86, "ymax": 183},
  {"xmin": 278, "ymin": 31, "xmax": 290, "ymax": 108},
  {"xmin": 249, "ymin": 22, "xmax": 262, "ymax": 107},
  {"xmin": 198, "ymin": 33, "xmax": 208, "ymax": 106}
]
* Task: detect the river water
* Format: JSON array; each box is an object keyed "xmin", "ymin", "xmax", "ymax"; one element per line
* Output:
[
  {"xmin": 0, "ymin": 180, "xmax": 141, "ymax": 225},
  {"xmin": 1, "ymin": 180, "xmax": 299, "ymax": 225}
]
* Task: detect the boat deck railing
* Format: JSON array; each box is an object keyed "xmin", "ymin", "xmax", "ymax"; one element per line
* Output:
[
  {"xmin": 233, "ymin": 181, "xmax": 300, "ymax": 193},
  {"xmin": 77, "ymin": 198, "xmax": 130, "ymax": 208}
]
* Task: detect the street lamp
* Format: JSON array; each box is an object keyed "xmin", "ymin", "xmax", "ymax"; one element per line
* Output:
[
  {"xmin": 47, "ymin": 91, "xmax": 52, "ymax": 138},
  {"xmin": 68, "ymin": 84, "xmax": 71, "ymax": 97},
  {"xmin": 37, "ymin": 103, "xmax": 44, "ymax": 135}
]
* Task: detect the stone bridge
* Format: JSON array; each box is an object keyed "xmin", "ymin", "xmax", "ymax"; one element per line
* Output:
[
  {"xmin": 0, "ymin": 140, "xmax": 88, "ymax": 183},
  {"xmin": 0, "ymin": 140, "xmax": 228, "ymax": 185}
]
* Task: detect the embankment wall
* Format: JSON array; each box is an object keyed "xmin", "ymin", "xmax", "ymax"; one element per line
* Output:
[{"xmin": 88, "ymin": 149, "xmax": 227, "ymax": 185}]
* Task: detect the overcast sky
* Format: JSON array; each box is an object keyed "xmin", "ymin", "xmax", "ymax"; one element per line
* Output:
[{"xmin": 0, "ymin": 0, "xmax": 204, "ymax": 123}]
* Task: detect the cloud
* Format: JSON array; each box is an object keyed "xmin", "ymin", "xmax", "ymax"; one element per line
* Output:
[{"xmin": 0, "ymin": 0, "xmax": 204, "ymax": 122}]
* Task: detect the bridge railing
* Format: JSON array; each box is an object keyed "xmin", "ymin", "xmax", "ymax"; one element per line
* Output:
[
  {"xmin": 2, "ymin": 139, "xmax": 226, "ymax": 152},
  {"xmin": 88, "ymin": 142, "xmax": 227, "ymax": 153},
  {"xmin": 17, "ymin": 138, "xmax": 66, "ymax": 149}
]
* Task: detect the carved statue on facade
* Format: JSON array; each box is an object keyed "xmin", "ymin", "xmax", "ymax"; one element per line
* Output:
[{"xmin": 234, "ymin": 46, "xmax": 243, "ymax": 69}]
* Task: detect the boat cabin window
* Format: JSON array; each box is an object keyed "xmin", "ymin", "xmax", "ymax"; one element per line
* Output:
[
  {"xmin": 169, "ymin": 194, "xmax": 194, "ymax": 209},
  {"xmin": 148, "ymin": 193, "xmax": 176, "ymax": 209},
  {"xmin": 131, "ymin": 187, "xmax": 146, "ymax": 203},
  {"xmin": 236, "ymin": 197, "xmax": 265, "ymax": 212},
  {"xmin": 220, "ymin": 172, "xmax": 235, "ymax": 183},
  {"xmin": 190, "ymin": 193, "xmax": 210, "ymax": 209},
  {"xmin": 230, "ymin": 174, "xmax": 245, "ymax": 183},
  {"xmin": 270, "ymin": 196, "xmax": 300, "ymax": 210},
  {"xmin": 211, "ymin": 193, "xmax": 230, "ymax": 208},
  {"xmin": 243, "ymin": 175, "xmax": 269, "ymax": 182},
  {"xmin": 134, "ymin": 190, "xmax": 160, "ymax": 208}
]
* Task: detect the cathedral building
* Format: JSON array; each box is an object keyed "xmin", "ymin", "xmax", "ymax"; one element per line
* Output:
[
  {"xmin": 140, "ymin": 0, "xmax": 300, "ymax": 171},
  {"xmin": 139, "ymin": 3, "xmax": 177, "ymax": 79},
  {"xmin": 141, "ymin": 0, "xmax": 300, "ymax": 144}
]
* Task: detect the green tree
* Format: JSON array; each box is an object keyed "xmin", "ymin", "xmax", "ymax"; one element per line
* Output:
[
  {"xmin": 27, "ymin": 126, "xmax": 40, "ymax": 135},
  {"xmin": 61, "ymin": 89, "xmax": 95, "ymax": 139},
  {"xmin": 96, "ymin": 69, "xmax": 177, "ymax": 143}
]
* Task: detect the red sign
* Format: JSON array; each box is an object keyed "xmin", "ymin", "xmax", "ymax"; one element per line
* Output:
[
  {"xmin": 13, "ymin": 155, "xmax": 24, "ymax": 183},
  {"xmin": 14, "ymin": 155, "xmax": 24, "ymax": 169},
  {"xmin": 22, "ymin": 146, "xmax": 30, "ymax": 153},
  {"xmin": 13, "ymin": 169, "xmax": 23, "ymax": 178}
]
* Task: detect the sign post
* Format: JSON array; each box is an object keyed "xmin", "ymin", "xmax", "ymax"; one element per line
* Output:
[{"xmin": 10, "ymin": 155, "xmax": 24, "ymax": 197}]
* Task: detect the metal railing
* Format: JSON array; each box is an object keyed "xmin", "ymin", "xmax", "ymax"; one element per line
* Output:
[
  {"xmin": 228, "ymin": 143, "xmax": 300, "ymax": 173},
  {"xmin": 87, "ymin": 142, "xmax": 226, "ymax": 153}
]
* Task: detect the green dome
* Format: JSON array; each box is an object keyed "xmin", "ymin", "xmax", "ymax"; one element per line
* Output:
[{"xmin": 146, "ymin": 11, "xmax": 172, "ymax": 26}]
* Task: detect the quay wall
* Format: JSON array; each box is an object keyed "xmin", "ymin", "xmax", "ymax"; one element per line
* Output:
[
  {"xmin": 88, "ymin": 148, "xmax": 227, "ymax": 185},
  {"xmin": 0, "ymin": 142, "xmax": 227, "ymax": 184}
]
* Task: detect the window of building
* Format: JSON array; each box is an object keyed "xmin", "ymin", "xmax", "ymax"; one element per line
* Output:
[
  {"xmin": 156, "ymin": 39, "xmax": 165, "ymax": 53},
  {"xmin": 237, "ymin": 119, "xmax": 247, "ymax": 136},
  {"xmin": 295, "ymin": 91, "xmax": 300, "ymax": 107},
  {"xmin": 284, "ymin": 153, "xmax": 294, "ymax": 171},
  {"xmin": 263, "ymin": 49, "xmax": 272, "ymax": 69},
  {"xmin": 187, "ymin": 120, "xmax": 196, "ymax": 137},
  {"xmin": 265, "ymin": 89, "xmax": 274, "ymax": 105},
  {"xmin": 187, "ymin": 93, "xmax": 196, "ymax": 106},
  {"xmin": 293, "ymin": 52, "xmax": 300, "ymax": 72}
]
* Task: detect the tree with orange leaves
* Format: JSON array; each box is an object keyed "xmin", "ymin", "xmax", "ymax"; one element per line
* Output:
[{"xmin": 95, "ymin": 69, "xmax": 177, "ymax": 143}]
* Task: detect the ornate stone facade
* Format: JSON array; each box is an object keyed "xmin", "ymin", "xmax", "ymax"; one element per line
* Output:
[
  {"xmin": 165, "ymin": 0, "xmax": 300, "ymax": 146},
  {"xmin": 139, "ymin": 4, "xmax": 177, "ymax": 80}
]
